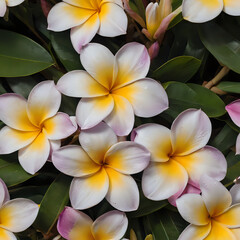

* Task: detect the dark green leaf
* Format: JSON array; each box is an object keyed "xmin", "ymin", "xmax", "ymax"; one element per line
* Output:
[
  {"xmin": 152, "ymin": 56, "xmax": 201, "ymax": 83},
  {"xmin": 0, "ymin": 30, "xmax": 53, "ymax": 77},
  {"xmin": 33, "ymin": 174, "xmax": 72, "ymax": 234},
  {"xmin": 199, "ymin": 22, "xmax": 240, "ymax": 74},
  {"xmin": 217, "ymin": 81, "xmax": 240, "ymax": 94}
]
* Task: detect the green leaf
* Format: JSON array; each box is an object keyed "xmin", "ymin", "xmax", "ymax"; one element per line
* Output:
[
  {"xmin": 50, "ymin": 31, "xmax": 82, "ymax": 71},
  {"xmin": 33, "ymin": 174, "xmax": 72, "ymax": 234},
  {"xmin": 217, "ymin": 81, "xmax": 240, "ymax": 94},
  {"xmin": 0, "ymin": 156, "xmax": 33, "ymax": 187},
  {"xmin": 148, "ymin": 209, "xmax": 187, "ymax": 240},
  {"xmin": 199, "ymin": 22, "xmax": 240, "ymax": 73},
  {"xmin": 152, "ymin": 56, "xmax": 201, "ymax": 83},
  {"xmin": 0, "ymin": 30, "xmax": 53, "ymax": 77},
  {"xmin": 163, "ymin": 82, "xmax": 226, "ymax": 120}
]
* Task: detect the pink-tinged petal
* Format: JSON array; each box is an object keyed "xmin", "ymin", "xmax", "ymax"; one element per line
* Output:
[
  {"xmin": 98, "ymin": 2, "xmax": 127, "ymax": 37},
  {"xmin": 171, "ymin": 109, "xmax": 212, "ymax": 156},
  {"xmin": 47, "ymin": 2, "xmax": 95, "ymax": 31},
  {"xmin": 0, "ymin": 0, "xmax": 6, "ymax": 17},
  {"xmin": 105, "ymin": 141, "xmax": 150, "ymax": 174},
  {"xmin": 6, "ymin": 0, "xmax": 24, "ymax": 7},
  {"xmin": 105, "ymin": 168, "xmax": 139, "ymax": 211},
  {"xmin": 49, "ymin": 140, "xmax": 61, "ymax": 159},
  {"xmin": 18, "ymin": 132, "xmax": 50, "ymax": 174},
  {"xmin": 176, "ymin": 194, "xmax": 210, "ymax": 225},
  {"xmin": 200, "ymin": 175, "xmax": 232, "ymax": 217},
  {"xmin": 142, "ymin": 160, "xmax": 188, "ymax": 200},
  {"xmin": 223, "ymin": 0, "xmax": 240, "ymax": 16},
  {"xmin": 231, "ymin": 228, "xmax": 240, "ymax": 240},
  {"xmin": 182, "ymin": 0, "xmax": 223, "ymax": 23},
  {"xmin": 215, "ymin": 204, "xmax": 240, "ymax": 227},
  {"xmin": 0, "ymin": 198, "xmax": 39, "ymax": 232},
  {"xmin": 0, "ymin": 228, "xmax": 16, "ymax": 240},
  {"xmin": 0, "ymin": 179, "xmax": 10, "ymax": 207},
  {"xmin": 230, "ymin": 184, "xmax": 240, "ymax": 204},
  {"xmin": 113, "ymin": 42, "xmax": 150, "ymax": 88},
  {"xmin": 168, "ymin": 183, "xmax": 201, "ymax": 207},
  {"xmin": 178, "ymin": 223, "xmax": 211, "ymax": 240},
  {"xmin": 27, "ymin": 81, "xmax": 61, "ymax": 127},
  {"xmin": 132, "ymin": 124, "xmax": 172, "ymax": 163},
  {"xmin": 80, "ymin": 43, "xmax": 115, "ymax": 89},
  {"xmin": 236, "ymin": 134, "xmax": 240, "ymax": 155},
  {"xmin": 57, "ymin": 207, "xmax": 93, "ymax": 240},
  {"xmin": 104, "ymin": 95, "xmax": 134, "ymax": 136},
  {"xmin": 173, "ymin": 146, "xmax": 227, "ymax": 188},
  {"xmin": 113, "ymin": 78, "xmax": 168, "ymax": 117},
  {"xmin": 0, "ymin": 94, "xmax": 37, "ymax": 131},
  {"xmin": 70, "ymin": 168, "xmax": 109, "ymax": 209},
  {"xmin": 70, "ymin": 13, "xmax": 100, "ymax": 53},
  {"xmin": 226, "ymin": 100, "xmax": 240, "ymax": 127},
  {"xmin": 52, "ymin": 145, "xmax": 100, "ymax": 177},
  {"xmin": 92, "ymin": 211, "xmax": 128, "ymax": 239},
  {"xmin": 57, "ymin": 70, "xmax": 108, "ymax": 98},
  {"xmin": 79, "ymin": 122, "xmax": 117, "ymax": 165},
  {"xmin": 43, "ymin": 112, "xmax": 76, "ymax": 140},
  {"xmin": 205, "ymin": 220, "xmax": 236, "ymax": 240},
  {"xmin": 76, "ymin": 95, "xmax": 114, "ymax": 130},
  {"xmin": 0, "ymin": 126, "xmax": 38, "ymax": 154}
]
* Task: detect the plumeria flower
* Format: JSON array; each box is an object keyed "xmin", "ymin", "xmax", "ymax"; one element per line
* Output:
[
  {"xmin": 47, "ymin": 0, "xmax": 128, "ymax": 53},
  {"xmin": 52, "ymin": 122, "xmax": 150, "ymax": 211},
  {"xmin": 176, "ymin": 175, "xmax": 240, "ymax": 239},
  {"xmin": 0, "ymin": 81, "xmax": 77, "ymax": 174},
  {"xmin": 132, "ymin": 109, "xmax": 227, "ymax": 203},
  {"xmin": 226, "ymin": 100, "xmax": 240, "ymax": 155},
  {"xmin": 57, "ymin": 42, "xmax": 168, "ymax": 136},
  {"xmin": 0, "ymin": 179, "xmax": 39, "ymax": 239},
  {"xmin": 57, "ymin": 207, "xmax": 128, "ymax": 240},
  {"xmin": 0, "ymin": 0, "xmax": 24, "ymax": 17},
  {"xmin": 182, "ymin": 0, "xmax": 240, "ymax": 23}
]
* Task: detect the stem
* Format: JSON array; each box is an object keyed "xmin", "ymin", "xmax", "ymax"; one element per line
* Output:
[{"xmin": 204, "ymin": 66, "xmax": 230, "ymax": 89}]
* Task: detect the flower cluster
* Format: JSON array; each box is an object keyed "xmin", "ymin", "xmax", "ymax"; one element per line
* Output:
[{"xmin": 0, "ymin": 0, "xmax": 240, "ymax": 239}]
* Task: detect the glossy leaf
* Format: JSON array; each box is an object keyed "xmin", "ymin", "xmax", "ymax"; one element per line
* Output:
[
  {"xmin": 152, "ymin": 56, "xmax": 201, "ymax": 83},
  {"xmin": 33, "ymin": 174, "xmax": 72, "ymax": 234},
  {"xmin": 0, "ymin": 30, "xmax": 53, "ymax": 77},
  {"xmin": 217, "ymin": 81, "xmax": 240, "ymax": 94}
]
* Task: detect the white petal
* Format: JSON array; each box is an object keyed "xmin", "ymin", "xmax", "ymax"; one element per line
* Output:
[
  {"xmin": 27, "ymin": 81, "xmax": 61, "ymax": 127},
  {"xmin": 47, "ymin": 2, "xmax": 95, "ymax": 31},
  {"xmin": 70, "ymin": 13, "xmax": 100, "ymax": 53},
  {"xmin": 0, "ymin": 126, "xmax": 38, "ymax": 154},
  {"xmin": 105, "ymin": 141, "xmax": 150, "ymax": 174},
  {"xmin": 76, "ymin": 95, "xmax": 114, "ymax": 130},
  {"xmin": 0, "ymin": 179, "xmax": 10, "ymax": 207},
  {"xmin": 63, "ymin": 0, "xmax": 95, "ymax": 9},
  {"xmin": 0, "ymin": 198, "xmax": 39, "ymax": 232},
  {"xmin": 70, "ymin": 168, "xmax": 109, "ymax": 209},
  {"xmin": 79, "ymin": 122, "xmax": 117, "ymax": 165},
  {"xmin": 142, "ymin": 160, "xmax": 188, "ymax": 200},
  {"xmin": 80, "ymin": 43, "xmax": 115, "ymax": 89},
  {"xmin": 176, "ymin": 194, "xmax": 210, "ymax": 225},
  {"xmin": 182, "ymin": 0, "xmax": 223, "ymax": 23},
  {"xmin": 104, "ymin": 95, "xmax": 134, "ymax": 136},
  {"xmin": 113, "ymin": 78, "xmax": 168, "ymax": 117},
  {"xmin": 6, "ymin": 0, "xmax": 24, "ymax": 7},
  {"xmin": 236, "ymin": 134, "xmax": 240, "ymax": 155},
  {"xmin": 92, "ymin": 211, "xmax": 128, "ymax": 239},
  {"xmin": 0, "ymin": 228, "xmax": 16, "ymax": 240},
  {"xmin": 43, "ymin": 112, "xmax": 77, "ymax": 140},
  {"xmin": 105, "ymin": 168, "xmax": 139, "ymax": 211},
  {"xmin": 230, "ymin": 184, "xmax": 240, "ymax": 205},
  {"xmin": 173, "ymin": 146, "xmax": 227, "ymax": 188},
  {"xmin": 52, "ymin": 145, "xmax": 100, "ymax": 177},
  {"xmin": 200, "ymin": 175, "xmax": 232, "ymax": 217},
  {"xmin": 57, "ymin": 70, "xmax": 108, "ymax": 98},
  {"xmin": 132, "ymin": 123, "xmax": 172, "ymax": 163},
  {"xmin": 113, "ymin": 42, "xmax": 150, "ymax": 88},
  {"xmin": 223, "ymin": 0, "xmax": 240, "ymax": 16},
  {"xmin": 18, "ymin": 132, "xmax": 50, "ymax": 174},
  {"xmin": 0, "ymin": 94, "xmax": 36, "ymax": 131},
  {"xmin": 0, "ymin": 0, "xmax": 6, "ymax": 17},
  {"xmin": 98, "ymin": 2, "xmax": 127, "ymax": 37},
  {"xmin": 171, "ymin": 109, "xmax": 212, "ymax": 156}
]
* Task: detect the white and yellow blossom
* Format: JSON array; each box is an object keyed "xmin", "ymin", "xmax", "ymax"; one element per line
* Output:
[{"xmin": 0, "ymin": 0, "xmax": 24, "ymax": 17}]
